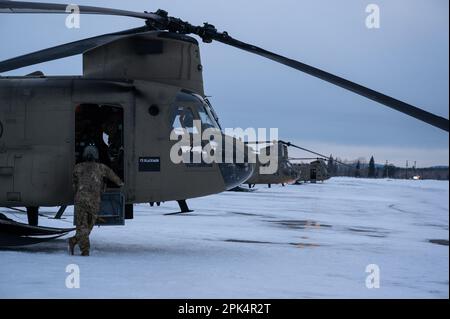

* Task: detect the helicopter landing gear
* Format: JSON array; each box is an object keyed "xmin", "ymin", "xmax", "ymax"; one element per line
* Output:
[
  {"xmin": 125, "ymin": 204, "xmax": 134, "ymax": 220},
  {"xmin": 163, "ymin": 200, "xmax": 194, "ymax": 215},
  {"xmin": 177, "ymin": 200, "xmax": 193, "ymax": 213},
  {"xmin": 149, "ymin": 202, "xmax": 161, "ymax": 207},
  {"xmin": 53, "ymin": 205, "xmax": 67, "ymax": 219},
  {"xmin": 26, "ymin": 206, "xmax": 39, "ymax": 226}
]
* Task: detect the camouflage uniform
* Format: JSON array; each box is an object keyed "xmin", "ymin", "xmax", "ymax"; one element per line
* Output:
[{"xmin": 70, "ymin": 162, "xmax": 123, "ymax": 255}]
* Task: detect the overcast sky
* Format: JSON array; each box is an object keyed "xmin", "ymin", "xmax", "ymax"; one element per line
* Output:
[{"xmin": 0, "ymin": 0, "xmax": 448, "ymax": 166}]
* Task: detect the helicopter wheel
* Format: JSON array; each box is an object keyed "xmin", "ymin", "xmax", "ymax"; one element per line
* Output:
[{"xmin": 26, "ymin": 206, "xmax": 39, "ymax": 226}]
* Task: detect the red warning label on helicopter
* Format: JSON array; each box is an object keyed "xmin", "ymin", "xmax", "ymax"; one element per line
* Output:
[{"xmin": 139, "ymin": 157, "xmax": 160, "ymax": 172}]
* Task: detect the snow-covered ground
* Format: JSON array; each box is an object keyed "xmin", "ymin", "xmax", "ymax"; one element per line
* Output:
[{"xmin": 0, "ymin": 177, "xmax": 448, "ymax": 298}]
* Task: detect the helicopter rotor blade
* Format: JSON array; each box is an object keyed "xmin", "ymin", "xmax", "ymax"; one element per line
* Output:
[
  {"xmin": 212, "ymin": 35, "xmax": 449, "ymax": 132},
  {"xmin": 279, "ymin": 140, "xmax": 329, "ymax": 160},
  {"xmin": 289, "ymin": 157, "xmax": 327, "ymax": 161},
  {"xmin": 1, "ymin": 2, "xmax": 448, "ymax": 132},
  {"xmin": 279, "ymin": 140, "xmax": 354, "ymax": 168},
  {"xmin": 245, "ymin": 140, "xmax": 353, "ymax": 168},
  {"xmin": 0, "ymin": 0, "xmax": 163, "ymax": 21},
  {"xmin": 0, "ymin": 26, "xmax": 150, "ymax": 73}
]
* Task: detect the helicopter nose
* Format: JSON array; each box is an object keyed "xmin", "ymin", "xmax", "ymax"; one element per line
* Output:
[
  {"xmin": 218, "ymin": 162, "xmax": 254, "ymax": 190},
  {"xmin": 217, "ymin": 136, "xmax": 254, "ymax": 190}
]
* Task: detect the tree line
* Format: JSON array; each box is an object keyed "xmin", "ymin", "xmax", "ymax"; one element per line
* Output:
[{"xmin": 326, "ymin": 156, "xmax": 449, "ymax": 180}]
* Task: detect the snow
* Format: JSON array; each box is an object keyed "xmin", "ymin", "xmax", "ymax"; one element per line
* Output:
[{"xmin": 0, "ymin": 177, "xmax": 448, "ymax": 298}]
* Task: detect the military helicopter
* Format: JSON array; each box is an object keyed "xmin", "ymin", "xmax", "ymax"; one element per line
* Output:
[
  {"xmin": 244, "ymin": 140, "xmax": 349, "ymax": 186},
  {"xmin": 0, "ymin": 1, "xmax": 448, "ymax": 240},
  {"xmin": 243, "ymin": 141, "xmax": 299, "ymax": 188},
  {"xmin": 284, "ymin": 141, "xmax": 354, "ymax": 183},
  {"xmin": 291, "ymin": 159, "xmax": 329, "ymax": 184}
]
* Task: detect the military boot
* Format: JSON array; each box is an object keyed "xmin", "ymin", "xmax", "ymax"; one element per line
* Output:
[
  {"xmin": 68, "ymin": 238, "xmax": 76, "ymax": 255},
  {"xmin": 81, "ymin": 250, "xmax": 90, "ymax": 256}
]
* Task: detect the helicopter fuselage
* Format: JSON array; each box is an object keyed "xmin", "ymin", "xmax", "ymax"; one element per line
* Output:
[
  {"xmin": 0, "ymin": 31, "xmax": 254, "ymax": 208},
  {"xmin": 246, "ymin": 142, "xmax": 299, "ymax": 186}
]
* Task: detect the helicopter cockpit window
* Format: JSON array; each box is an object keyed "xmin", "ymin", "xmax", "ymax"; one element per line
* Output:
[
  {"xmin": 196, "ymin": 97, "xmax": 220, "ymax": 130},
  {"xmin": 198, "ymin": 105, "xmax": 216, "ymax": 129},
  {"xmin": 171, "ymin": 105, "xmax": 198, "ymax": 135},
  {"xmin": 204, "ymin": 98, "xmax": 221, "ymax": 130},
  {"xmin": 171, "ymin": 91, "xmax": 221, "ymax": 133}
]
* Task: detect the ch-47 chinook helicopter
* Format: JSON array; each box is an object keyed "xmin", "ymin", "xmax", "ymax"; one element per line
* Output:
[
  {"xmin": 0, "ymin": 1, "xmax": 448, "ymax": 244},
  {"xmin": 291, "ymin": 159, "xmax": 329, "ymax": 184},
  {"xmin": 243, "ymin": 140, "xmax": 353, "ymax": 187},
  {"xmin": 284, "ymin": 141, "xmax": 354, "ymax": 184},
  {"xmin": 244, "ymin": 141, "xmax": 299, "ymax": 189}
]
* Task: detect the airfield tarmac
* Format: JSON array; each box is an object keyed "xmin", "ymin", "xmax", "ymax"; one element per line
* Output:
[{"xmin": 0, "ymin": 177, "xmax": 448, "ymax": 298}]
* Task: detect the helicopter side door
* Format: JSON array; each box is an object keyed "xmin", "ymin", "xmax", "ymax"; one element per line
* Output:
[
  {"xmin": 310, "ymin": 168, "xmax": 317, "ymax": 183},
  {"xmin": 74, "ymin": 103, "xmax": 124, "ymax": 179},
  {"xmin": 72, "ymin": 79, "xmax": 135, "ymax": 204}
]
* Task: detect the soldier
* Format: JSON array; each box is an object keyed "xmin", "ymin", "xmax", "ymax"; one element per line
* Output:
[{"xmin": 69, "ymin": 145, "xmax": 124, "ymax": 256}]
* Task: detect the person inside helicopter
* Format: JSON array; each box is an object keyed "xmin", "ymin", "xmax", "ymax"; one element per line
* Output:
[{"xmin": 75, "ymin": 104, "xmax": 124, "ymax": 181}]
